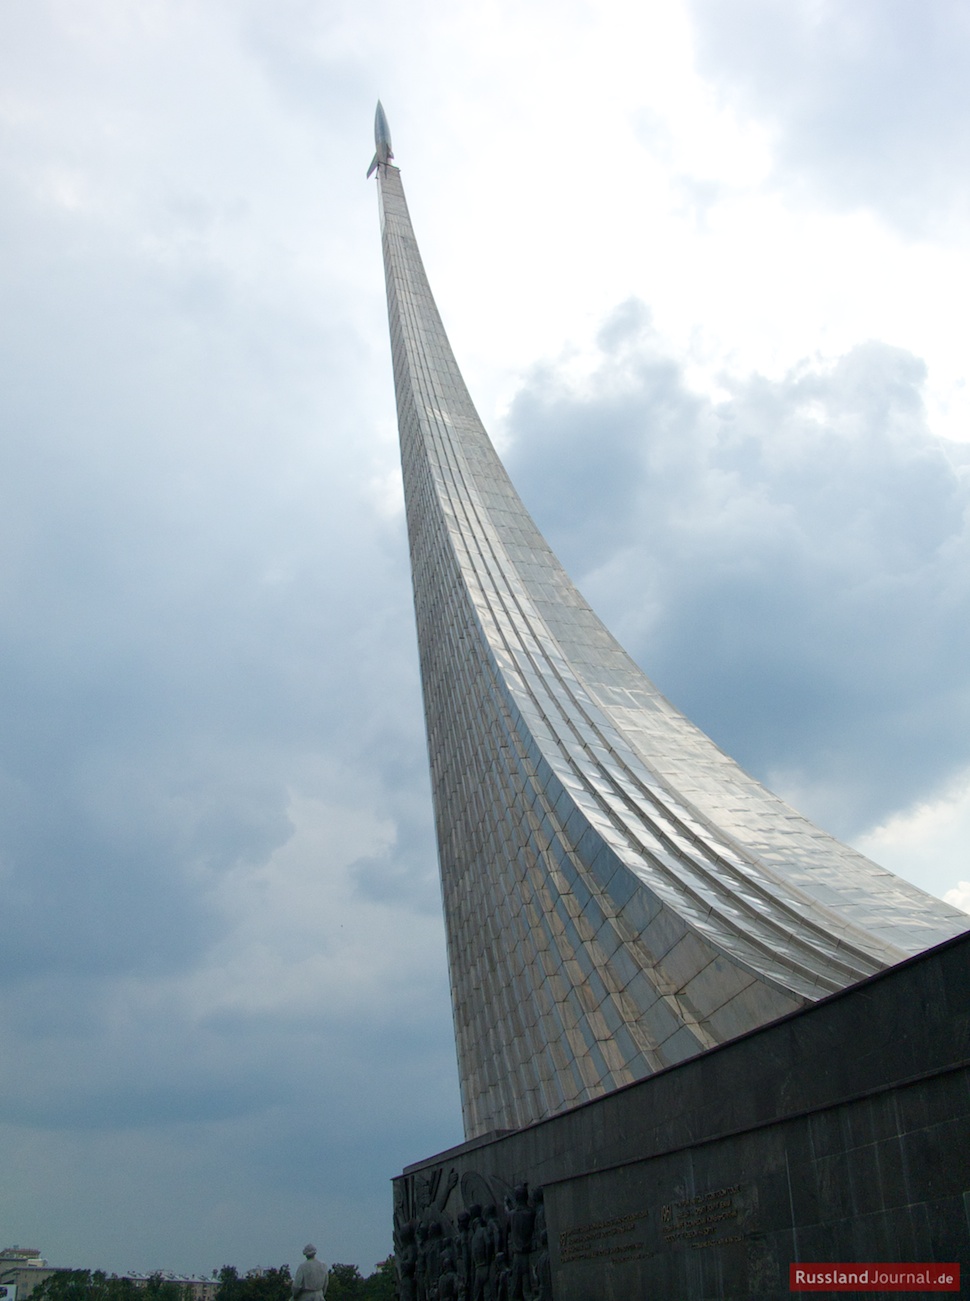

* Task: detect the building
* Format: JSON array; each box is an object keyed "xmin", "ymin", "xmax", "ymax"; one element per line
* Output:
[
  {"xmin": 125, "ymin": 1274, "xmax": 216, "ymax": 1301},
  {"xmin": 0, "ymin": 1247, "xmax": 56, "ymax": 1301},
  {"xmin": 0, "ymin": 1253, "xmax": 216, "ymax": 1301},
  {"xmin": 372, "ymin": 103, "xmax": 968, "ymax": 1142}
]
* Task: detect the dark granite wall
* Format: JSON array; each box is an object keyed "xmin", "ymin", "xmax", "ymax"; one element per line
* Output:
[{"xmin": 394, "ymin": 930, "xmax": 970, "ymax": 1300}]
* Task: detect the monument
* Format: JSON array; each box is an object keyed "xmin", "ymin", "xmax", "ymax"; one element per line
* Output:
[
  {"xmin": 291, "ymin": 1246, "xmax": 328, "ymax": 1301},
  {"xmin": 371, "ymin": 105, "xmax": 970, "ymax": 1297}
]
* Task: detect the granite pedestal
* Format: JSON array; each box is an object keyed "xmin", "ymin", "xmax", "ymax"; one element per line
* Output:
[{"xmin": 394, "ymin": 930, "xmax": 970, "ymax": 1300}]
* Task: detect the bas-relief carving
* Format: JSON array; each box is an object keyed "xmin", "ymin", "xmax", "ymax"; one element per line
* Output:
[
  {"xmin": 393, "ymin": 1169, "xmax": 551, "ymax": 1301},
  {"xmin": 394, "ymin": 1167, "xmax": 763, "ymax": 1297}
]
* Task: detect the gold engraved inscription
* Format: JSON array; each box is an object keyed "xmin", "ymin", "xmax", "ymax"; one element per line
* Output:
[
  {"xmin": 661, "ymin": 1182, "xmax": 749, "ymax": 1250},
  {"xmin": 559, "ymin": 1211, "xmax": 647, "ymax": 1265}
]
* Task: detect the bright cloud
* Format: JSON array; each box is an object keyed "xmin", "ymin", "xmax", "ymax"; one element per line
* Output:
[{"xmin": 857, "ymin": 769, "xmax": 970, "ymax": 907}]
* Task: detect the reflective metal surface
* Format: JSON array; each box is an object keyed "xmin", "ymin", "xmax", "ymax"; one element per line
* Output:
[
  {"xmin": 367, "ymin": 100, "xmax": 394, "ymax": 179},
  {"xmin": 373, "ymin": 142, "xmax": 969, "ymax": 1139}
]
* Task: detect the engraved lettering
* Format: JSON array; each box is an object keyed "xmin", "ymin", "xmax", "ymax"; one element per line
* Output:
[
  {"xmin": 559, "ymin": 1211, "xmax": 648, "ymax": 1264},
  {"xmin": 661, "ymin": 1183, "xmax": 753, "ymax": 1250}
]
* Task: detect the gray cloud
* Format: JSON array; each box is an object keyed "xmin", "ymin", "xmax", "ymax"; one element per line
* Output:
[
  {"xmin": 688, "ymin": 0, "xmax": 970, "ymax": 234},
  {"xmin": 506, "ymin": 304, "xmax": 970, "ymax": 840},
  {"xmin": 0, "ymin": 2, "xmax": 457, "ymax": 1273}
]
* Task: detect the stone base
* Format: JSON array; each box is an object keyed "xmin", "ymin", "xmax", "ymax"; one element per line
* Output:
[{"xmin": 393, "ymin": 929, "xmax": 970, "ymax": 1300}]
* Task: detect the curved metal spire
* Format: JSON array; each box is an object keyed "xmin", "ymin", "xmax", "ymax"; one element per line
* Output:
[{"xmin": 373, "ymin": 135, "xmax": 970, "ymax": 1138}]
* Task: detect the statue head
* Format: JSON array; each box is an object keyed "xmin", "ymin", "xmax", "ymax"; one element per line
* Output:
[{"xmin": 302, "ymin": 1246, "xmax": 317, "ymax": 1258}]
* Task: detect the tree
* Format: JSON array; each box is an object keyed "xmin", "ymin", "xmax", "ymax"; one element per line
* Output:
[
  {"xmin": 30, "ymin": 1271, "xmax": 95, "ymax": 1301},
  {"xmin": 214, "ymin": 1267, "xmax": 240, "ymax": 1301},
  {"xmin": 31, "ymin": 1275, "xmax": 164, "ymax": 1301},
  {"xmin": 323, "ymin": 1265, "xmax": 364, "ymax": 1301},
  {"xmin": 102, "ymin": 1282, "xmax": 139, "ymax": 1301},
  {"xmin": 215, "ymin": 1258, "xmax": 394, "ymax": 1301},
  {"xmin": 238, "ymin": 1268, "xmax": 291, "ymax": 1301},
  {"xmin": 143, "ymin": 1275, "xmax": 187, "ymax": 1301},
  {"xmin": 361, "ymin": 1259, "xmax": 396, "ymax": 1301},
  {"xmin": 215, "ymin": 1266, "xmax": 290, "ymax": 1301}
]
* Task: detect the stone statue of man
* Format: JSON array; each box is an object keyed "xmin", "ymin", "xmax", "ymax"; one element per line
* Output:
[{"xmin": 292, "ymin": 1244, "xmax": 329, "ymax": 1301}]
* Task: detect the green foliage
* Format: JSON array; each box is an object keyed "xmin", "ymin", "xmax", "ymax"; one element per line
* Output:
[
  {"xmin": 364, "ymin": 1259, "xmax": 396, "ymax": 1301},
  {"xmin": 214, "ymin": 1268, "xmax": 240, "ymax": 1301},
  {"xmin": 31, "ymin": 1275, "xmax": 186, "ymax": 1301},
  {"xmin": 102, "ymin": 1282, "xmax": 139, "ymax": 1301},
  {"xmin": 324, "ymin": 1265, "xmax": 363, "ymax": 1301},
  {"xmin": 143, "ymin": 1275, "xmax": 187, "ymax": 1301},
  {"xmin": 241, "ymin": 1269, "xmax": 291, "ymax": 1301},
  {"xmin": 215, "ymin": 1267, "xmax": 290, "ymax": 1301},
  {"xmin": 29, "ymin": 1271, "xmax": 95, "ymax": 1301},
  {"xmin": 311, "ymin": 1261, "xmax": 395, "ymax": 1301},
  {"xmin": 30, "ymin": 1257, "xmax": 393, "ymax": 1301}
]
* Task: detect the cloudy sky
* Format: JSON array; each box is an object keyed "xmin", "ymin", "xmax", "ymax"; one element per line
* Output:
[{"xmin": 1, "ymin": 0, "xmax": 969, "ymax": 1279}]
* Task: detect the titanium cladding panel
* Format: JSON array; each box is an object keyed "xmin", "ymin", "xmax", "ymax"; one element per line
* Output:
[{"xmin": 373, "ymin": 149, "xmax": 969, "ymax": 1140}]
